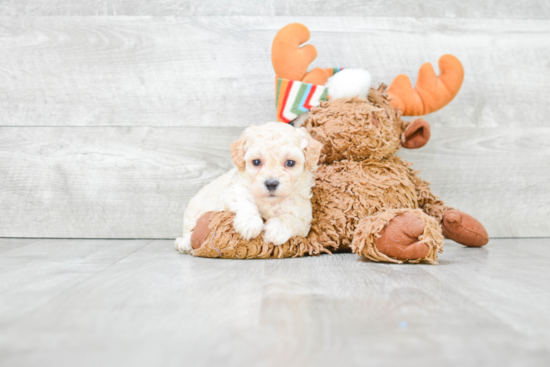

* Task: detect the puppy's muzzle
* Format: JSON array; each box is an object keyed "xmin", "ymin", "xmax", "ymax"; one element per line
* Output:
[{"xmin": 264, "ymin": 179, "xmax": 280, "ymax": 192}]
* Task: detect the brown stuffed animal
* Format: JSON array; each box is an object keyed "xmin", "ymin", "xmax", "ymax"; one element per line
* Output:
[{"xmin": 188, "ymin": 24, "xmax": 488, "ymax": 264}]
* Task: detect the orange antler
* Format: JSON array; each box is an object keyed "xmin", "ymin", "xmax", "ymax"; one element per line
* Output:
[
  {"xmin": 271, "ymin": 23, "xmax": 329, "ymax": 86},
  {"xmin": 388, "ymin": 55, "xmax": 464, "ymax": 116}
]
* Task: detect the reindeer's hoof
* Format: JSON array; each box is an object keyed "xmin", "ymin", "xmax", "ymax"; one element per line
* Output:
[
  {"xmin": 376, "ymin": 212, "xmax": 430, "ymax": 260},
  {"xmin": 190, "ymin": 212, "xmax": 214, "ymax": 249},
  {"xmin": 442, "ymin": 210, "xmax": 489, "ymax": 247}
]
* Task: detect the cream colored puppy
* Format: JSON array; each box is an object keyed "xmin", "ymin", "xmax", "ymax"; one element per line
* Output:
[{"xmin": 175, "ymin": 122, "xmax": 322, "ymax": 254}]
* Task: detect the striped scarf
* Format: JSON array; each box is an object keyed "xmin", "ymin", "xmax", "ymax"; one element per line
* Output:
[{"xmin": 275, "ymin": 68, "xmax": 343, "ymax": 123}]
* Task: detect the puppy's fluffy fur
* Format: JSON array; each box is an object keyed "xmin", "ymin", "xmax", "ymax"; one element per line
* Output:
[{"xmin": 175, "ymin": 122, "xmax": 322, "ymax": 254}]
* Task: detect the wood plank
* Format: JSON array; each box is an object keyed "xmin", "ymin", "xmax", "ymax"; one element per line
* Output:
[
  {"xmin": 0, "ymin": 239, "xmax": 266, "ymax": 366},
  {"xmin": 0, "ymin": 1, "xmax": 549, "ymax": 18},
  {"xmin": 399, "ymin": 127, "xmax": 550, "ymax": 238},
  {"xmin": 0, "ymin": 238, "xmax": 40, "ymax": 254},
  {"xmin": 0, "ymin": 239, "xmax": 151, "ymax": 326},
  {"xmin": 0, "ymin": 126, "xmax": 238, "ymax": 238},
  {"xmin": 424, "ymin": 238, "xmax": 550, "ymax": 343},
  {"xmin": 0, "ymin": 126, "xmax": 549, "ymax": 238},
  {"xmin": 257, "ymin": 240, "xmax": 550, "ymax": 365},
  {"xmin": 0, "ymin": 238, "xmax": 549, "ymax": 366},
  {"xmin": 0, "ymin": 17, "xmax": 548, "ymax": 127}
]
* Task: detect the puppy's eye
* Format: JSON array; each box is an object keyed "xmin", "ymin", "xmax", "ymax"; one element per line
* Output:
[
  {"xmin": 285, "ymin": 160, "xmax": 296, "ymax": 168},
  {"xmin": 252, "ymin": 159, "xmax": 261, "ymax": 166}
]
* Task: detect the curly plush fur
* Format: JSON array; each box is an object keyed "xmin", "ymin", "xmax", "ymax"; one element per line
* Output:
[{"xmin": 189, "ymin": 85, "xmax": 488, "ymax": 263}]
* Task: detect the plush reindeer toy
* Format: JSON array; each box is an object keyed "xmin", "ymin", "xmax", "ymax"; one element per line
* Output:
[{"xmin": 187, "ymin": 23, "xmax": 489, "ymax": 264}]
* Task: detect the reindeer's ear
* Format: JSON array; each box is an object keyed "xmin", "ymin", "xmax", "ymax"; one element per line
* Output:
[
  {"xmin": 299, "ymin": 128, "xmax": 323, "ymax": 170},
  {"xmin": 402, "ymin": 118, "xmax": 431, "ymax": 149},
  {"xmin": 230, "ymin": 138, "xmax": 247, "ymax": 171}
]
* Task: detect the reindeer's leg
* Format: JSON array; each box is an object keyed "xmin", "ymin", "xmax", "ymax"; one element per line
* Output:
[
  {"xmin": 414, "ymin": 177, "xmax": 489, "ymax": 247},
  {"xmin": 441, "ymin": 210, "xmax": 489, "ymax": 247},
  {"xmin": 189, "ymin": 211, "xmax": 332, "ymax": 259},
  {"xmin": 351, "ymin": 209, "xmax": 444, "ymax": 264},
  {"xmin": 413, "ymin": 177, "xmax": 451, "ymax": 222}
]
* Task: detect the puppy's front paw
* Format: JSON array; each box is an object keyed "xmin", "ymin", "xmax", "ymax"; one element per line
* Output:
[
  {"xmin": 175, "ymin": 236, "xmax": 192, "ymax": 254},
  {"xmin": 233, "ymin": 212, "xmax": 264, "ymax": 240},
  {"xmin": 263, "ymin": 218, "xmax": 293, "ymax": 246}
]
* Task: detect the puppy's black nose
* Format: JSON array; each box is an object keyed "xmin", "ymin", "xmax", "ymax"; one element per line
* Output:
[{"xmin": 265, "ymin": 179, "xmax": 279, "ymax": 192}]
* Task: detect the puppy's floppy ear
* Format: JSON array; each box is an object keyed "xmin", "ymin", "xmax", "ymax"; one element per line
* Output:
[
  {"xmin": 401, "ymin": 118, "xmax": 431, "ymax": 149},
  {"xmin": 299, "ymin": 128, "xmax": 323, "ymax": 170},
  {"xmin": 230, "ymin": 138, "xmax": 247, "ymax": 171}
]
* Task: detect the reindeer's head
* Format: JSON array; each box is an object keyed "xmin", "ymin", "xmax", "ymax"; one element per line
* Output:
[
  {"xmin": 304, "ymin": 87, "xmax": 431, "ymax": 164},
  {"xmin": 271, "ymin": 23, "xmax": 464, "ymax": 163}
]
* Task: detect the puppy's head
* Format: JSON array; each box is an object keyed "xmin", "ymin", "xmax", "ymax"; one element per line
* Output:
[{"xmin": 231, "ymin": 122, "xmax": 322, "ymax": 202}]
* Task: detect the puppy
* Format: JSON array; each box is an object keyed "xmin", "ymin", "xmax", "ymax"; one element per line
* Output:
[{"xmin": 175, "ymin": 122, "xmax": 323, "ymax": 254}]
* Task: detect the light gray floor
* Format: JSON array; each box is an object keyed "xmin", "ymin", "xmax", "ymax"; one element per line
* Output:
[{"xmin": 1, "ymin": 238, "xmax": 549, "ymax": 367}]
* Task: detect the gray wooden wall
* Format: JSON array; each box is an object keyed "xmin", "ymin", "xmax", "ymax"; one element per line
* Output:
[{"xmin": 1, "ymin": 1, "xmax": 549, "ymax": 239}]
